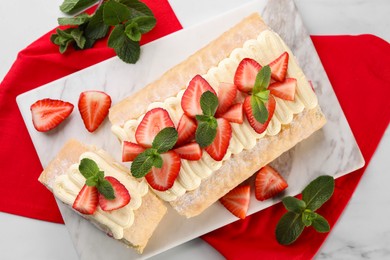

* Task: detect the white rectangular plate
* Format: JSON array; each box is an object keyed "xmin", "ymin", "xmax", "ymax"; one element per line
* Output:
[{"xmin": 17, "ymin": 0, "xmax": 364, "ymax": 259}]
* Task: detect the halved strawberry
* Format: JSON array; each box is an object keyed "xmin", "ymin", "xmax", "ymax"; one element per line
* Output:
[
  {"xmin": 255, "ymin": 165, "xmax": 288, "ymax": 201},
  {"xmin": 135, "ymin": 108, "xmax": 175, "ymax": 147},
  {"xmin": 99, "ymin": 176, "xmax": 131, "ymax": 211},
  {"xmin": 122, "ymin": 141, "xmax": 146, "ymax": 162},
  {"xmin": 243, "ymin": 95, "xmax": 276, "ymax": 134},
  {"xmin": 145, "ymin": 151, "xmax": 181, "ymax": 191},
  {"xmin": 268, "ymin": 78, "xmax": 297, "ymax": 101},
  {"xmin": 176, "ymin": 114, "xmax": 197, "ymax": 146},
  {"xmin": 30, "ymin": 98, "xmax": 74, "ymax": 132},
  {"xmin": 234, "ymin": 58, "xmax": 262, "ymax": 93},
  {"xmin": 205, "ymin": 118, "xmax": 232, "ymax": 161},
  {"xmin": 221, "ymin": 103, "xmax": 244, "ymax": 124},
  {"xmin": 72, "ymin": 185, "xmax": 98, "ymax": 215},
  {"xmin": 174, "ymin": 142, "xmax": 202, "ymax": 161},
  {"xmin": 181, "ymin": 75, "xmax": 217, "ymax": 117},
  {"xmin": 219, "ymin": 185, "xmax": 250, "ymax": 219},
  {"xmin": 78, "ymin": 91, "xmax": 112, "ymax": 132},
  {"xmin": 215, "ymin": 82, "xmax": 237, "ymax": 116},
  {"xmin": 268, "ymin": 52, "xmax": 289, "ymax": 82}
]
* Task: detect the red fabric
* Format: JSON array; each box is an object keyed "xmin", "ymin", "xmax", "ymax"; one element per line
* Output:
[
  {"xmin": 0, "ymin": 0, "xmax": 182, "ymax": 223},
  {"xmin": 202, "ymin": 35, "xmax": 390, "ymax": 259}
]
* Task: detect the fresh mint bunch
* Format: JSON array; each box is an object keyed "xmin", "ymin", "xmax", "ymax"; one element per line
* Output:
[
  {"xmin": 275, "ymin": 175, "xmax": 335, "ymax": 245},
  {"xmin": 131, "ymin": 127, "xmax": 178, "ymax": 177},
  {"xmin": 51, "ymin": 0, "xmax": 156, "ymax": 63},
  {"xmin": 78, "ymin": 158, "xmax": 115, "ymax": 199},
  {"xmin": 195, "ymin": 91, "xmax": 219, "ymax": 147}
]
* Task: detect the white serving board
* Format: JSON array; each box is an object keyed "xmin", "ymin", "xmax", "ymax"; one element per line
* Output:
[{"xmin": 17, "ymin": 0, "xmax": 364, "ymax": 259}]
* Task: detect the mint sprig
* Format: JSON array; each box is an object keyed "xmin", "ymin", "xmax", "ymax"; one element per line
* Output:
[
  {"xmin": 250, "ymin": 65, "xmax": 271, "ymax": 123},
  {"xmin": 131, "ymin": 127, "xmax": 178, "ymax": 178},
  {"xmin": 275, "ymin": 175, "xmax": 334, "ymax": 245},
  {"xmin": 52, "ymin": 0, "xmax": 156, "ymax": 63},
  {"xmin": 195, "ymin": 91, "xmax": 219, "ymax": 148},
  {"xmin": 79, "ymin": 158, "xmax": 115, "ymax": 199}
]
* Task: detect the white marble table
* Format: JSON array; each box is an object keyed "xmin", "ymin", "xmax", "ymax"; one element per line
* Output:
[{"xmin": 0, "ymin": 0, "xmax": 389, "ymax": 259}]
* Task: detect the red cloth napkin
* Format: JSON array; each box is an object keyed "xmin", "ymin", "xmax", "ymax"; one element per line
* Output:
[
  {"xmin": 202, "ymin": 34, "xmax": 390, "ymax": 259},
  {"xmin": 0, "ymin": 0, "xmax": 182, "ymax": 223},
  {"xmin": 1, "ymin": 1, "xmax": 389, "ymax": 258}
]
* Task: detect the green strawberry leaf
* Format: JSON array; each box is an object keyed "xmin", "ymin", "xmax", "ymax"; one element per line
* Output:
[
  {"xmin": 282, "ymin": 196, "xmax": 306, "ymax": 214},
  {"xmin": 200, "ymin": 91, "xmax": 219, "ymax": 117},
  {"xmin": 195, "ymin": 121, "xmax": 217, "ymax": 148},
  {"xmin": 302, "ymin": 175, "xmax": 335, "ymax": 211},
  {"xmin": 253, "ymin": 65, "xmax": 271, "ymax": 94},
  {"xmin": 152, "ymin": 127, "xmax": 178, "ymax": 154},
  {"xmin": 103, "ymin": 0, "xmax": 131, "ymax": 26},
  {"xmin": 108, "ymin": 24, "xmax": 140, "ymax": 63},
  {"xmin": 251, "ymin": 95, "xmax": 268, "ymax": 124},
  {"xmin": 275, "ymin": 211, "xmax": 305, "ymax": 245},
  {"xmin": 311, "ymin": 213, "xmax": 330, "ymax": 233}
]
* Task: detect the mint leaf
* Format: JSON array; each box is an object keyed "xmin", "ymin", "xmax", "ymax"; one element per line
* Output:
[
  {"xmin": 311, "ymin": 214, "xmax": 330, "ymax": 233},
  {"xmin": 302, "ymin": 209, "xmax": 317, "ymax": 227},
  {"xmin": 275, "ymin": 211, "xmax": 305, "ymax": 245},
  {"xmin": 60, "ymin": 0, "xmax": 97, "ymax": 15},
  {"xmin": 251, "ymin": 95, "xmax": 268, "ymax": 124},
  {"xmin": 108, "ymin": 24, "xmax": 140, "ymax": 63},
  {"xmin": 131, "ymin": 15, "xmax": 156, "ymax": 33},
  {"xmin": 152, "ymin": 127, "xmax": 178, "ymax": 153},
  {"xmin": 84, "ymin": 3, "xmax": 109, "ymax": 40},
  {"xmin": 200, "ymin": 91, "xmax": 219, "ymax": 116},
  {"xmin": 70, "ymin": 28, "xmax": 86, "ymax": 49},
  {"xmin": 79, "ymin": 158, "xmax": 99, "ymax": 179},
  {"xmin": 302, "ymin": 175, "xmax": 334, "ymax": 211},
  {"xmin": 253, "ymin": 65, "xmax": 271, "ymax": 94},
  {"xmin": 85, "ymin": 176, "xmax": 98, "ymax": 186},
  {"xmin": 131, "ymin": 149, "xmax": 156, "ymax": 178},
  {"xmin": 118, "ymin": 0, "xmax": 154, "ymax": 18},
  {"xmin": 58, "ymin": 13, "xmax": 90, "ymax": 25},
  {"xmin": 97, "ymin": 178, "xmax": 115, "ymax": 199},
  {"xmin": 282, "ymin": 196, "xmax": 306, "ymax": 214},
  {"xmin": 103, "ymin": 0, "xmax": 131, "ymax": 26},
  {"xmin": 254, "ymin": 90, "xmax": 270, "ymax": 103},
  {"xmin": 124, "ymin": 21, "xmax": 142, "ymax": 41},
  {"xmin": 195, "ymin": 121, "xmax": 217, "ymax": 148}
]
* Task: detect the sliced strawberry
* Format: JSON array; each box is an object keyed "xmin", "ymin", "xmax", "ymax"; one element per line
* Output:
[
  {"xmin": 145, "ymin": 151, "xmax": 181, "ymax": 191},
  {"xmin": 243, "ymin": 95, "xmax": 276, "ymax": 134},
  {"xmin": 30, "ymin": 98, "xmax": 74, "ymax": 132},
  {"xmin": 176, "ymin": 114, "xmax": 197, "ymax": 146},
  {"xmin": 78, "ymin": 91, "xmax": 112, "ymax": 132},
  {"xmin": 255, "ymin": 165, "xmax": 288, "ymax": 201},
  {"xmin": 122, "ymin": 141, "xmax": 146, "ymax": 162},
  {"xmin": 72, "ymin": 185, "xmax": 98, "ymax": 215},
  {"xmin": 174, "ymin": 142, "xmax": 202, "ymax": 161},
  {"xmin": 99, "ymin": 176, "xmax": 131, "ymax": 211},
  {"xmin": 215, "ymin": 82, "xmax": 237, "ymax": 116},
  {"xmin": 181, "ymin": 75, "xmax": 216, "ymax": 117},
  {"xmin": 205, "ymin": 118, "xmax": 232, "ymax": 161},
  {"xmin": 234, "ymin": 58, "xmax": 262, "ymax": 93},
  {"xmin": 135, "ymin": 108, "xmax": 175, "ymax": 147},
  {"xmin": 221, "ymin": 103, "xmax": 244, "ymax": 124},
  {"xmin": 268, "ymin": 52, "xmax": 289, "ymax": 82},
  {"xmin": 220, "ymin": 185, "xmax": 250, "ymax": 219},
  {"xmin": 268, "ymin": 78, "xmax": 297, "ymax": 101}
]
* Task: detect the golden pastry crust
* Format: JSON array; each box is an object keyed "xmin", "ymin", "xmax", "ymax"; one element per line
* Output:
[
  {"xmin": 109, "ymin": 13, "xmax": 326, "ymax": 217},
  {"xmin": 39, "ymin": 139, "xmax": 167, "ymax": 253}
]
